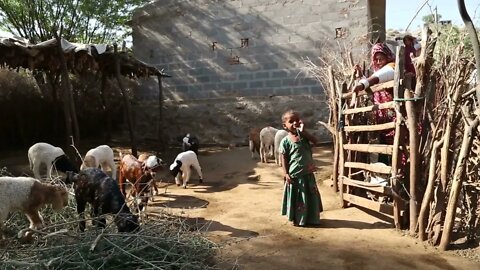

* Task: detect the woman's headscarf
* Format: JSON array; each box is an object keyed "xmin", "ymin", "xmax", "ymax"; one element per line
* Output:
[{"xmin": 371, "ymin": 43, "xmax": 395, "ymax": 71}]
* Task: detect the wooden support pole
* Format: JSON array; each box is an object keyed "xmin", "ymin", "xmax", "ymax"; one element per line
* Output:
[
  {"xmin": 53, "ymin": 31, "xmax": 80, "ymax": 144},
  {"xmin": 328, "ymin": 67, "xmax": 339, "ymax": 192},
  {"xmin": 157, "ymin": 74, "xmax": 165, "ymax": 152},
  {"xmin": 114, "ymin": 44, "xmax": 138, "ymax": 157},
  {"xmin": 391, "ymin": 46, "xmax": 405, "ymax": 230},
  {"xmin": 339, "ymin": 82, "xmax": 347, "ymax": 207},
  {"xmin": 99, "ymin": 72, "xmax": 111, "ymax": 143},
  {"xmin": 405, "ymin": 88, "xmax": 419, "ymax": 235},
  {"xmin": 439, "ymin": 115, "xmax": 479, "ymax": 251}
]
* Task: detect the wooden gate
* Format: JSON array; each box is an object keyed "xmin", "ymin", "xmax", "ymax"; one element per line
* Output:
[{"xmin": 337, "ymin": 48, "xmax": 407, "ymax": 229}]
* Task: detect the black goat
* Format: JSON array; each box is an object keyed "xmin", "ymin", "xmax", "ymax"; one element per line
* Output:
[
  {"xmin": 65, "ymin": 168, "xmax": 139, "ymax": 233},
  {"xmin": 182, "ymin": 133, "xmax": 200, "ymax": 155}
]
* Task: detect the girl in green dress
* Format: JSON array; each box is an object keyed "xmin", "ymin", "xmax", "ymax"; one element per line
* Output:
[{"xmin": 279, "ymin": 110, "xmax": 323, "ymax": 226}]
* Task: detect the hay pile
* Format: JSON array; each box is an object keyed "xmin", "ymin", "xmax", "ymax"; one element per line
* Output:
[{"xmin": 0, "ymin": 173, "xmax": 219, "ymax": 269}]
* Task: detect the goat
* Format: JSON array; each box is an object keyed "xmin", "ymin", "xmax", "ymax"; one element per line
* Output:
[
  {"xmin": 248, "ymin": 128, "xmax": 261, "ymax": 159},
  {"xmin": 118, "ymin": 153, "xmax": 164, "ymax": 211},
  {"xmin": 259, "ymin": 127, "xmax": 278, "ymax": 163},
  {"xmin": 169, "ymin": 150, "xmax": 203, "ymax": 189},
  {"xmin": 80, "ymin": 145, "xmax": 117, "ymax": 180},
  {"xmin": 65, "ymin": 168, "xmax": 139, "ymax": 233},
  {"xmin": 28, "ymin": 142, "xmax": 78, "ymax": 180},
  {"xmin": 274, "ymin": 130, "xmax": 289, "ymax": 166},
  {"xmin": 0, "ymin": 176, "xmax": 69, "ymax": 239},
  {"xmin": 182, "ymin": 133, "xmax": 199, "ymax": 155}
]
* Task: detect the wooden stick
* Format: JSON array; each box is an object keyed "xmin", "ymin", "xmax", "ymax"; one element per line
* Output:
[
  {"xmin": 342, "ymin": 80, "xmax": 395, "ymax": 99},
  {"xmin": 344, "ymin": 162, "xmax": 392, "ymax": 174},
  {"xmin": 439, "ymin": 114, "xmax": 479, "ymax": 251},
  {"xmin": 418, "ymin": 138, "xmax": 443, "ymax": 241},
  {"xmin": 343, "ymin": 101, "xmax": 396, "ymax": 115},
  {"xmin": 342, "ymin": 144, "xmax": 393, "ymax": 155},
  {"xmin": 344, "ymin": 122, "xmax": 395, "ymax": 132}
]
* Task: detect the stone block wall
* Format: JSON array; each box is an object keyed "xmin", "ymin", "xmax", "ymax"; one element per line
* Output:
[{"xmin": 130, "ymin": 0, "xmax": 384, "ymax": 145}]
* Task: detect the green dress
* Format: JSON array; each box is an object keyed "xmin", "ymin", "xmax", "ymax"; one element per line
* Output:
[{"xmin": 280, "ymin": 134, "xmax": 323, "ymax": 226}]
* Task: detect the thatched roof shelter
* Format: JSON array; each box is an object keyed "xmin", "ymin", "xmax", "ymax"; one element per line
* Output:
[{"xmin": 0, "ymin": 36, "xmax": 169, "ymax": 78}]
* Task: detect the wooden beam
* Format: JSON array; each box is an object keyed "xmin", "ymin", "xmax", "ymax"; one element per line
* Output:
[
  {"xmin": 391, "ymin": 45, "xmax": 405, "ymax": 230},
  {"xmin": 342, "ymin": 80, "xmax": 395, "ymax": 99},
  {"xmin": 343, "ymin": 144, "xmax": 393, "ymax": 155},
  {"xmin": 343, "ymin": 193, "xmax": 394, "ymax": 216},
  {"xmin": 344, "ymin": 162, "xmax": 392, "ymax": 174},
  {"xmin": 343, "ymin": 101, "xmax": 396, "ymax": 115},
  {"xmin": 341, "ymin": 177, "xmax": 392, "ymax": 194},
  {"xmin": 344, "ymin": 122, "xmax": 395, "ymax": 132}
]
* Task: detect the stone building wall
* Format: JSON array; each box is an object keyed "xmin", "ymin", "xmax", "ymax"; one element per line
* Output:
[{"xmin": 130, "ymin": 0, "xmax": 385, "ymax": 145}]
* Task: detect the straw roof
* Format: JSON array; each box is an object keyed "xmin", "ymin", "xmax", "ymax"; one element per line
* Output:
[{"xmin": 0, "ymin": 36, "xmax": 169, "ymax": 78}]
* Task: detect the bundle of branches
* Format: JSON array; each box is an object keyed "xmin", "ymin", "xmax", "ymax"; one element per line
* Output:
[
  {"xmin": 417, "ymin": 29, "xmax": 479, "ymax": 250},
  {"xmin": 0, "ymin": 176, "xmax": 219, "ymax": 269}
]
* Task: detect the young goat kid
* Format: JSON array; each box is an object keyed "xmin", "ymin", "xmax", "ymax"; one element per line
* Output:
[
  {"xmin": 65, "ymin": 168, "xmax": 139, "ymax": 233},
  {"xmin": 80, "ymin": 145, "xmax": 117, "ymax": 180},
  {"xmin": 0, "ymin": 177, "xmax": 69, "ymax": 239},
  {"xmin": 259, "ymin": 126, "xmax": 278, "ymax": 163},
  {"xmin": 169, "ymin": 150, "xmax": 203, "ymax": 188},
  {"xmin": 119, "ymin": 154, "xmax": 164, "ymax": 211},
  {"xmin": 28, "ymin": 142, "xmax": 78, "ymax": 180}
]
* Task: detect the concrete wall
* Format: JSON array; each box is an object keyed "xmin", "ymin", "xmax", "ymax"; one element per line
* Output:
[{"xmin": 131, "ymin": 0, "xmax": 384, "ymax": 145}]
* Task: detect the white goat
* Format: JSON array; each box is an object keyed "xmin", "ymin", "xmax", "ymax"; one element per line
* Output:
[
  {"xmin": 274, "ymin": 129, "xmax": 289, "ymax": 166},
  {"xmin": 259, "ymin": 126, "xmax": 278, "ymax": 163},
  {"xmin": 80, "ymin": 145, "xmax": 117, "ymax": 180},
  {"xmin": 28, "ymin": 142, "xmax": 78, "ymax": 180},
  {"xmin": 0, "ymin": 176, "xmax": 69, "ymax": 239},
  {"xmin": 169, "ymin": 150, "xmax": 203, "ymax": 188}
]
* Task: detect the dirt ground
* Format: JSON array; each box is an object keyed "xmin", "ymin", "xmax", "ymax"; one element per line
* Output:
[{"xmin": 1, "ymin": 145, "xmax": 479, "ymax": 269}]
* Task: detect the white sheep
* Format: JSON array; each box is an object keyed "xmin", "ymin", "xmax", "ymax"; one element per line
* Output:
[
  {"xmin": 28, "ymin": 142, "xmax": 78, "ymax": 180},
  {"xmin": 259, "ymin": 126, "xmax": 278, "ymax": 163},
  {"xmin": 169, "ymin": 150, "xmax": 203, "ymax": 188},
  {"xmin": 80, "ymin": 145, "xmax": 117, "ymax": 180},
  {"xmin": 0, "ymin": 176, "xmax": 69, "ymax": 239},
  {"xmin": 274, "ymin": 129, "xmax": 289, "ymax": 166}
]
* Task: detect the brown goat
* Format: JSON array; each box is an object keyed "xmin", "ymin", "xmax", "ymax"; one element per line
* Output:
[{"xmin": 118, "ymin": 154, "xmax": 163, "ymax": 211}]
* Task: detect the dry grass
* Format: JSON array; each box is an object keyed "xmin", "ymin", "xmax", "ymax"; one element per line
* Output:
[{"xmin": 0, "ymin": 171, "xmax": 224, "ymax": 270}]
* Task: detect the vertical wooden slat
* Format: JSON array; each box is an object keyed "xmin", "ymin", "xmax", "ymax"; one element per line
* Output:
[
  {"xmin": 405, "ymin": 87, "xmax": 419, "ymax": 234},
  {"xmin": 339, "ymin": 82, "xmax": 347, "ymax": 207},
  {"xmin": 391, "ymin": 46, "xmax": 405, "ymax": 230},
  {"xmin": 328, "ymin": 67, "xmax": 339, "ymax": 192}
]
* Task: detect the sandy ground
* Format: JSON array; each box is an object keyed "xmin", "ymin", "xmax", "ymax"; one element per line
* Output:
[
  {"xmin": 1, "ymin": 145, "xmax": 479, "ymax": 269},
  {"xmin": 148, "ymin": 146, "xmax": 479, "ymax": 270}
]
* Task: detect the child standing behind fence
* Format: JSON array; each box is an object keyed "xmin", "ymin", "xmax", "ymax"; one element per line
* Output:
[{"xmin": 280, "ymin": 110, "xmax": 323, "ymax": 227}]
